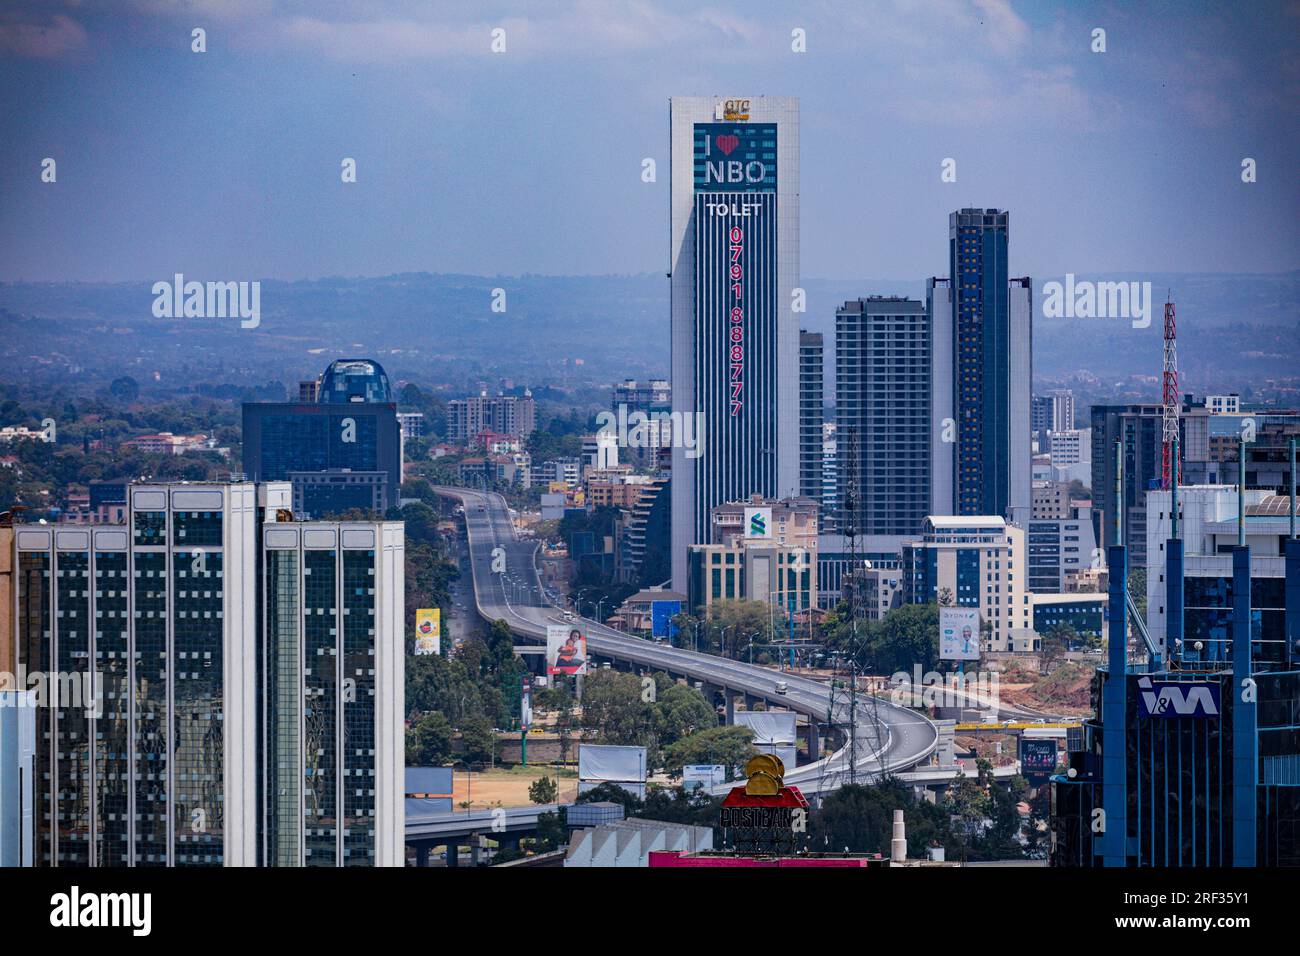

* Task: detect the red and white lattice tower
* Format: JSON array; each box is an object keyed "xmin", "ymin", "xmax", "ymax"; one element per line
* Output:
[{"xmin": 1161, "ymin": 296, "xmax": 1179, "ymax": 488}]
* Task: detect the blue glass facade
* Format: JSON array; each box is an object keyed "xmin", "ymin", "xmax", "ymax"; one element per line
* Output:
[
  {"xmin": 950, "ymin": 209, "xmax": 1010, "ymax": 516},
  {"xmin": 1053, "ymin": 670, "xmax": 1300, "ymax": 866},
  {"xmin": 317, "ymin": 359, "xmax": 393, "ymax": 405},
  {"xmin": 242, "ymin": 404, "xmax": 400, "ymax": 512}
]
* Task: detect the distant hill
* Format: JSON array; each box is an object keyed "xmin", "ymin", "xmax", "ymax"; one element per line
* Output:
[{"xmin": 0, "ymin": 271, "xmax": 1294, "ymax": 397}]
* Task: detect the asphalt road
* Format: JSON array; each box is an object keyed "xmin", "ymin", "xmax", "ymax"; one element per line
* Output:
[{"xmin": 435, "ymin": 486, "xmax": 940, "ymax": 795}]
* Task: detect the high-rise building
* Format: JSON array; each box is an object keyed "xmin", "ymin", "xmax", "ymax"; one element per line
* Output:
[
  {"xmin": 669, "ymin": 96, "xmax": 800, "ymax": 594},
  {"xmin": 948, "ymin": 210, "xmax": 1031, "ymax": 519},
  {"xmin": 260, "ymin": 518, "xmax": 405, "ymax": 867},
  {"xmin": 901, "ymin": 515, "xmax": 1033, "ymax": 652},
  {"xmin": 1144, "ymin": 485, "xmax": 1296, "ymax": 662},
  {"xmin": 687, "ymin": 495, "xmax": 818, "ymax": 614},
  {"xmin": 612, "ymin": 379, "xmax": 671, "ymax": 414},
  {"xmin": 798, "ymin": 331, "xmax": 824, "ymax": 504},
  {"xmin": 1052, "ymin": 534, "xmax": 1300, "ymax": 867},
  {"xmin": 1009, "ymin": 499, "xmax": 1098, "ymax": 594},
  {"xmin": 1032, "ymin": 389, "xmax": 1075, "ymax": 437},
  {"xmin": 243, "ymin": 359, "xmax": 402, "ymax": 514},
  {"xmin": 820, "ymin": 421, "xmax": 838, "ymax": 534},
  {"xmin": 1090, "ymin": 403, "xmax": 1165, "ymax": 565},
  {"xmin": 836, "ymin": 297, "xmax": 932, "ymax": 536},
  {"xmin": 447, "ymin": 393, "xmax": 536, "ymax": 444},
  {"xmin": 6, "ymin": 481, "xmax": 404, "ymax": 867},
  {"xmin": 927, "ymin": 278, "xmax": 955, "ymax": 520}
]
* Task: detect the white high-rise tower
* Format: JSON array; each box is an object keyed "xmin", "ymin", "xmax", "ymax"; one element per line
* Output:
[{"xmin": 669, "ymin": 96, "xmax": 800, "ymax": 595}]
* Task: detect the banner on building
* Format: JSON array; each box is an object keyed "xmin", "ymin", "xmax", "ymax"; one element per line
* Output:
[
  {"xmin": 414, "ymin": 608, "xmax": 440, "ymax": 656},
  {"xmin": 939, "ymin": 606, "xmax": 981, "ymax": 661}
]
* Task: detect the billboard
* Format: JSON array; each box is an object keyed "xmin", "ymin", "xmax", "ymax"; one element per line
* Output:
[
  {"xmin": 939, "ymin": 606, "xmax": 980, "ymax": 661},
  {"xmin": 546, "ymin": 623, "xmax": 588, "ymax": 676},
  {"xmin": 1019, "ymin": 738, "xmax": 1058, "ymax": 784},
  {"xmin": 734, "ymin": 710, "xmax": 796, "ymax": 745},
  {"xmin": 651, "ymin": 599, "xmax": 682, "ymax": 639},
  {"xmin": 682, "ymin": 765, "xmax": 726, "ymax": 792},
  {"xmin": 1137, "ymin": 676, "xmax": 1221, "ymax": 719},
  {"xmin": 414, "ymin": 608, "xmax": 440, "ymax": 656},
  {"xmin": 693, "ymin": 123, "xmax": 777, "ymax": 192},
  {"xmin": 520, "ymin": 675, "xmax": 533, "ymax": 730},
  {"xmin": 744, "ymin": 506, "xmax": 773, "ymax": 539},
  {"xmin": 579, "ymin": 744, "xmax": 647, "ymax": 798}
]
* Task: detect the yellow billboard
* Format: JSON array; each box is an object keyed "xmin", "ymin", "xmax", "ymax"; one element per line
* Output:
[{"xmin": 414, "ymin": 608, "xmax": 441, "ymax": 656}]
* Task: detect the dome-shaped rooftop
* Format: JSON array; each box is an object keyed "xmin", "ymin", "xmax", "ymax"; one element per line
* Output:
[{"xmin": 317, "ymin": 359, "xmax": 392, "ymax": 404}]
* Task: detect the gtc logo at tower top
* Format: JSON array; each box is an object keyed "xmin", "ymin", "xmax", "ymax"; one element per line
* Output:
[
  {"xmin": 1137, "ymin": 677, "xmax": 1221, "ymax": 718},
  {"xmin": 716, "ymin": 98, "xmax": 750, "ymax": 120}
]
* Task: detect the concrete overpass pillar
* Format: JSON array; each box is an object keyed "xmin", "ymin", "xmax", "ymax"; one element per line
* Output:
[
  {"xmin": 415, "ymin": 843, "xmax": 430, "ymax": 868},
  {"xmin": 470, "ymin": 835, "xmax": 483, "ymax": 866},
  {"xmin": 445, "ymin": 842, "xmax": 459, "ymax": 868},
  {"xmin": 744, "ymin": 693, "xmax": 758, "ymax": 711},
  {"xmin": 807, "ymin": 721, "xmax": 821, "ymax": 761},
  {"xmin": 725, "ymin": 691, "xmax": 736, "ymax": 724}
]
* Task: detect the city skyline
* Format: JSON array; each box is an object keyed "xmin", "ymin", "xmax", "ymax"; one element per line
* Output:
[{"xmin": 0, "ymin": 0, "xmax": 1296, "ymax": 906}]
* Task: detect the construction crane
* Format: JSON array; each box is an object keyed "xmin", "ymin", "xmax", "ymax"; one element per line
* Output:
[{"xmin": 1161, "ymin": 295, "xmax": 1180, "ymax": 488}]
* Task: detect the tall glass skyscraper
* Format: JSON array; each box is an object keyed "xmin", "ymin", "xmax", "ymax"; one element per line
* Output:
[
  {"xmin": 7, "ymin": 481, "xmax": 404, "ymax": 867},
  {"xmin": 835, "ymin": 297, "xmax": 932, "ymax": 536},
  {"xmin": 669, "ymin": 96, "xmax": 800, "ymax": 593},
  {"xmin": 947, "ymin": 209, "xmax": 1031, "ymax": 518},
  {"xmin": 798, "ymin": 331, "xmax": 824, "ymax": 504}
]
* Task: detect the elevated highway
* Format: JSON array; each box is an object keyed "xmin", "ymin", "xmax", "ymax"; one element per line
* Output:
[{"xmin": 435, "ymin": 486, "xmax": 939, "ymax": 795}]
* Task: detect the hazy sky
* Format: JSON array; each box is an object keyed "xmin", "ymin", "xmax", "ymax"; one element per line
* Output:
[{"xmin": 1, "ymin": 0, "xmax": 1296, "ymax": 282}]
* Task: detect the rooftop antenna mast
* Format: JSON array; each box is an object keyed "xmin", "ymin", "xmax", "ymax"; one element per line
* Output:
[{"xmin": 1161, "ymin": 293, "xmax": 1180, "ymax": 489}]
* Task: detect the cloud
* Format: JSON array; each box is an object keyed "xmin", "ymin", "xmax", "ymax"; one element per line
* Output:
[{"xmin": 0, "ymin": 11, "xmax": 88, "ymax": 60}]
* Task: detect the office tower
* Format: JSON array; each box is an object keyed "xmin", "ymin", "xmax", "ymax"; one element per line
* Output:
[
  {"xmin": 820, "ymin": 422, "xmax": 838, "ymax": 534},
  {"xmin": 243, "ymin": 359, "xmax": 403, "ymax": 514},
  {"xmin": 447, "ymin": 392, "xmax": 537, "ymax": 443},
  {"xmin": 1009, "ymin": 498, "xmax": 1098, "ymax": 593},
  {"xmin": 1144, "ymin": 485, "xmax": 1294, "ymax": 662},
  {"xmin": 1090, "ymin": 403, "xmax": 1164, "ymax": 565},
  {"xmin": 260, "ymin": 520, "xmax": 404, "ymax": 867},
  {"xmin": 395, "ymin": 412, "xmax": 424, "ymax": 441},
  {"xmin": 836, "ymin": 297, "xmax": 931, "ymax": 535},
  {"xmin": 614, "ymin": 476, "xmax": 671, "ymax": 587},
  {"xmin": 799, "ymin": 331, "xmax": 824, "ymax": 503},
  {"xmin": 1052, "ymin": 534, "xmax": 1300, "ymax": 867},
  {"xmin": 612, "ymin": 379, "xmax": 671, "ymax": 415},
  {"xmin": 927, "ymin": 278, "xmax": 955, "ymax": 519},
  {"xmin": 1032, "ymin": 389, "xmax": 1075, "ymax": 437},
  {"xmin": 948, "ymin": 209, "xmax": 1031, "ymax": 519},
  {"xmin": 669, "ymin": 96, "xmax": 800, "ymax": 593},
  {"xmin": 901, "ymin": 516, "xmax": 1033, "ymax": 652},
  {"xmin": 6, "ymin": 481, "xmax": 404, "ymax": 867},
  {"xmin": 687, "ymin": 495, "xmax": 818, "ymax": 614}
]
